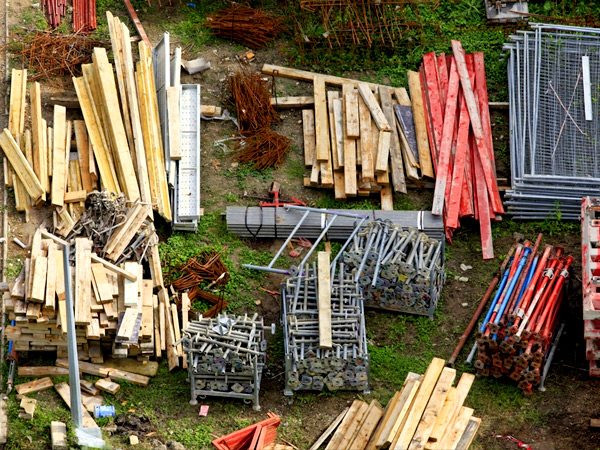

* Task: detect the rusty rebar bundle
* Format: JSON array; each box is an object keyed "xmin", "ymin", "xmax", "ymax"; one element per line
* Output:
[
  {"xmin": 237, "ymin": 129, "xmax": 290, "ymax": 170},
  {"xmin": 228, "ymin": 71, "xmax": 279, "ymax": 135},
  {"xmin": 169, "ymin": 250, "xmax": 230, "ymax": 292},
  {"xmin": 207, "ymin": 4, "xmax": 284, "ymax": 49},
  {"xmin": 188, "ymin": 289, "xmax": 228, "ymax": 318},
  {"xmin": 3, "ymin": 31, "xmax": 104, "ymax": 81},
  {"xmin": 229, "ymin": 70, "xmax": 290, "ymax": 169}
]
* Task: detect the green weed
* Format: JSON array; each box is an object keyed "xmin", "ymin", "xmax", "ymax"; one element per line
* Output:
[
  {"xmin": 284, "ymin": 156, "xmax": 305, "ymax": 180},
  {"xmin": 5, "ymin": 257, "xmax": 23, "ymax": 282},
  {"xmin": 225, "ymin": 163, "xmax": 273, "ymax": 190},
  {"xmin": 19, "ymin": 7, "xmax": 47, "ymax": 30},
  {"xmin": 169, "ymin": 1, "xmax": 226, "ymax": 51}
]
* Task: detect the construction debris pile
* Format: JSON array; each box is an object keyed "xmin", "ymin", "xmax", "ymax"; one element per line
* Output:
[
  {"xmin": 281, "ymin": 256, "xmax": 369, "ymax": 394},
  {"xmin": 182, "ymin": 313, "xmax": 267, "ymax": 411},
  {"xmin": 311, "ymin": 358, "xmax": 480, "ymax": 450},
  {"xmin": 207, "ymin": 5, "xmax": 284, "ymax": 49},
  {"xmin": 229, "ymin": 71, "xmax": 290, "ymax": 170},
  {"xmin": 5, "ymin": 32, "xmax": 104, "ymax": 82},
  {"xmin": 343, "ymin": 220, "xmax": 445, "ymax": 317},
  {"xmin": 471, "ymin": 236, "xmax": 573, "ymax": 393},
  {"xmin": 418, "ymin": 42, "xmax": 503, "ymax": 260},
  {"xmin": 505, "ymin": 24, "xmax": 600, "ymax": 220},
  {"xmin": 0, "ymin": 12, "xmax": 204, "ymax": 374},
  {"xmin": 581, "ymin": 197, "xmax": 600, "ymax": 376}
]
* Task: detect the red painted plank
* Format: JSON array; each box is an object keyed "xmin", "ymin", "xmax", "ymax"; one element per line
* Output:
[
  {"xmin": 474, "ymin": 52, "xmax": 496, "ymax": 176},
  {"xmin": 451, "ymin": 40, "xmax": 504, "ymax": 215},
  {"xmin": 446, "ymin": 92, "xmax": 470, "ymax": 229},
  {"xmin": 437, "ymin": 53, "xmax": 449, "ymax": 110},
  {"xmin": 123, "ymin": 0, "xmax": 151, "ymax": 47},
  {"xmin": 422, "ymin": 52, "xmax": 445, "ymax": 153},
  {"xmin": 472, "ymin": 134, "xmax": 494, "ymax": 260},
  {"xmin": 431, "ymin": 58, "xmax": 460, "ymax": 216}
]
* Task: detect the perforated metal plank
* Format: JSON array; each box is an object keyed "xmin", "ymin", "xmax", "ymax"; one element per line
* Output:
[
  {"xmin": 153, "ymin": 32, "xmax": 170, "ymax": 166},
  {"xmin": 176, "ymin": 84, "xmax": 201, "ymax": 221}
]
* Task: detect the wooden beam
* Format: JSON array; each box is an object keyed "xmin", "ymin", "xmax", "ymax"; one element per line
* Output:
[
  {"xmin": 51, "ymin": 106, "xmax": 67, "ymax": 206},
  {"xmin": 359, "ymin": 95, "xmax": 374, "ymax": 182},
  {"xmin": 344, "ymin": 86, "xmax": 360, "ymax": 138},
  {"xmin": 123, "ymin": 0, "xmax": 151, "ymax": 46},
  {"xmin": 302, "ymin": 110, "xmax": 316, "ymax": 167},
  {"xmin": 314, "ymin": 75, "xmax": 330, "ymax": 162},
  {"xmin": 309, "ymin": 408, "xmax": 350, "ymax": 450},
  {"xmin": 357, "ymin": 83, "xmax": 390, "ymax": 131},
  {"xmin": 0, "ymin": 129, "xmax": 44, "ymax": 202},
  {"xmin": 18, "ymin": 366, "xmax": 69, "ymax": 377},
  {"xmin": 15, "ymin": 377, "xmax": 54, "ymax": 395},
  {"xmin": 167, "ymin": 86, "xmax": 182, "ymax": 160},
  {"xmin": 74, "ymin": 238, "xmax": 92, "ymax": 325},
  {"xmin": 380, "ymin": 86, "xmax": 407, "ymax": 192},
  {"xmin": 271, "ymin": 96, "xmax": 314, "ymax": 109},
  {"xmin": 317, "ymin": 251, "xmax": 332, "ymax": 350}
]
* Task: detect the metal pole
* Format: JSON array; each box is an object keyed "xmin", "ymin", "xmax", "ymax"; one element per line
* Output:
[{"xmin": 63, "ymin": 245, "xmax": 82, "ymax": 429}]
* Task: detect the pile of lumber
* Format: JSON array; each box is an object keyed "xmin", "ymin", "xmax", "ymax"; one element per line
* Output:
[
  {"xmin": 418, "ymin": 41, "xmax": 503, "ymax": 260},
  {"xmin": 212, "ymin": 413, "xmax": 281, "ymax": 450},
  {"xmin": 14, "ymin": 360, "xmax": 152, "ymax": 429},
  {"xmin": 4, "ymin": 226, "xmax": 186, "ymax": 369},
  {"xmin": 264, "ymin": 65, "xmax": 431, "ymax": 210},
  {"xmin": 310, "ymin": 358, "xmax": 480, "ymax": 450}
]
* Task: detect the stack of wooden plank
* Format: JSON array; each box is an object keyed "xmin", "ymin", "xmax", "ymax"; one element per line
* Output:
[
  {"xmin": 212, "ymin": 413, "xmax": 281, "ymax": 450},
  {"xmin": 4, "ymin": 226, "xmax": 183, "ymax": 369},
  {"xmin": 311, "ymin": 358, "xmax": 480, "ymax": 450},
  {"xmin": 419, "ymin": 41, "xmax": 503, "ymax": 260},
  {"xmin": 263, "ymin": 65, "xmax": 433, "ymax": 211}
]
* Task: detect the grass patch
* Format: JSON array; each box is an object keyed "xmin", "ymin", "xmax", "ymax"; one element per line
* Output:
[
  {"xmin": 284, "ymin": 156, "xmax": 305, "ymax": 180},
  {"xmin": 5, "ymin": 257, "xmax": 23, "ymax": 282},
  {"xmin": 225, "ymin": 163, "xmax": 273, "ymax": 190},
  {"xmin": 169, "ymin": 1, "xmax": 227, "ymax": 51}
]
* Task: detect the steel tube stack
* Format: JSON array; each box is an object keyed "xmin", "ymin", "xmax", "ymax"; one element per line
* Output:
[
  {"xmin": 281, "ymin": 264, "xmax": 369, "ymax": 396},
  {"xmin": 472, "ymin": 236, "xmax": 573, "ymax": 393},
  {"xmin": 341, "ymin": 220, "xmax": 445, "ymax": 318},
  {"xmin": 181, "ymin": 313, "xmax": 267, "ymax": 410}
]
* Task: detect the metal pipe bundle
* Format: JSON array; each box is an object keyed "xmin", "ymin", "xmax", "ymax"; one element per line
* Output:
[
  {"xmin": 469, "ymin": 236, "xmax": 573, "ymax": 393},
  {"xmin": 342, "ymin": 220, "xmax": 445, "ymax": 318},
  {"xmin": 281, "ymin": 265, "xmax": 369, "ymax": 396},
  {"xmin": 505, "ymin": 23, "xmax": 600, "ymax": 219},
  {"xmin": 226, "ymin": 206, "xmax": 444, "ymax": 241},
  {"xmin": 181, "ymin": 313, "xmax": 266, "ymax": 410}
]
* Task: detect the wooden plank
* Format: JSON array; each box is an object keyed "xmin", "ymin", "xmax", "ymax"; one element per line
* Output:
[
  {"xmin": 375, "ymin": 130, "xmax": 391, "ymax": 175},
  {"xmin": 359, "ymin": 95, "xmax": 374, "ymax": 182},
  {"xmin": 171, "ymin": 303, "xmax": 183, "ymax": 357},
  {"xmin": 117, "ymin": 308, "xmax": 139, "ymax": 339},
  {"xmin": 342, "ymin": 85, "xmax": 358, "ymax": 197},
  {"xmin": 29, "ymin": 81, "xmax": 50, "ymax": 192},
  {"xmin": 90, "ymin": 254, "xmax": 137, "ymax": 282},
  {"xmin": 73, "ymin": 76, "xmax": 120, "ymax": 194},
  {"xmin": 345, "ymin": 86, "xmax": 360, "ymax": 138},
  {"xmin": 29, "ymin": 256, "xmax": 48, "ymax": 303},
  {"xmin": 408, "ymin": 367, "xmax": 456, "ymax": 450},
  {"xmin": 56, "ymin": 358, "xmax": 150, "ymax": 386},
  {"xmin": 327, "ymin": 91, "xmax": 341, "ymax": 172},
  {"xmin": 325, "ymin": 401, "xmax": 366, "ymax": 450},
  {"xmin": 431, "ymin": 59, "xmax": 460, "ymax": 216},
  {"xmin": 455, "ymin": 417, "xmax": 480, "ymax": 450},
  {"xmin": 118, "ymin": 20, "xmax": 151, "ymax": 204},
  {"xmin": 429, "ymin": 372, "xmax": 475, "ymax": 449},
  {"xmin": 81, "ymin": 392, "xmax": 104, "ymax": 412},
  {"xmin": 18, "ymin": 366, "xmax": 69, "ymax": 377},
  {"xmin": 95, "ymin": 378, "xmax": 120, "ymax": 394},
  {"xmin": 380, "ymin": 86, "xmax": 407, "ymax": 192},
  {"xmin": 309, "ymin": 407, "xmax": 350, "ymax": 450},
  {"xmin": 51, "ymin": 421, "xmax": 67, "ymax": 450},
  {"xmin": 167, "ymin": 86, "xmax": 182, "ymax": 160},
  {"xmin": 158, "ymin": 288, "xmax": 167, "ymax": 352},
  {"xmin": 141, "ymin": 280, "xmax": 153, "ymax": 339},
  {"xmin": 74, "ymin": 120, "xmax": 93, "ymax": 193},
  {"xmin": 317, "ymin": 251, "xmax": 332, "ymax": 350},
  {"xmin": 271, "ymin": 96, "xmax": 314, "ymax": 109},
  {"xmin": 336, "ymin": 401, "xmax": 370, "ymax": 449},
  {"xmin": 0, "ymin": 130, "xmax": 44, "ymax": 202},
  {"xmin": 446, "ymin": 94, "xmax": 470, "ymax": 229},
  {"xmin": 262, "ymin": 64, "xmax": 389, "ymax": 91},
  {"xmin": 15, "ymin": 377, "xmax": 54, "ymax": 395},
  {"xmin": 302, "ymin": 110, "xmax": 315, "ymax": 167},
  {"xmin": 381, "ymin": 185, "xmax": 393, "ymax": 211},
  {"xmin": 63, "ymin": 190, "xmax": 87, "ymax": 203},
  {"xmin": 74, "ymin": 238, "xmax": 92, "ymax": 326},
  {"xmin": 53, "ymin": 382, "xmax": 99, "ymax": 429},
  {"xmin": 314, "ymin": 76, "xmax": 330, "ymax": 162},
  {"xmin": 164, "ymin": 294, "xmax": 179, "ymax": 371},
  {"xmin": 357, "ymin": 83, "xmax": 390, "ymax": 131},
  {"xmin": 451, "ymin": 40, "xmax": 503, "ymax": 214},
  {"xmin": 349, "ymin": 400, "xmax": 384, "ymax": 450},
  {"xmin": 91, "ymin": 263, "xmax": 114, "ymax": 303},
  {"xmin": 332, "ymin": 97, "xmax": 345, "ymax": 168},
  {"xmin": 153, "ymin": 294, "xmax": 161, "ymax": 357},
  {"xmin": 19, "ymin": 397, "xmax": 36, "ymax": 420},
  {"xmin": 123, "ymin": 262, "xmax": 140, "ymax": 307},
  {"xmin": 105, "ymin": 205, "xmax": 151, "ymax": 261},
  {"xmin": 92, "ymin": 47, "xmax": 140, "ymax": 201},
  {"xmin": 421, "ymin": 54, "xmax": 444, "ymax": 155},
  {"xmin": 80, "ymin": 379, "xmax": 100, "ymax": 396},
  {"xmin": 8, "ymin": 69, "xmax": 25, "ymax": 136},
  {"xmin": 51, "ymin": 105, "xmax": 67, "ymax": 206},
  {"xmin": 391, "ymin": 358, "xmax": 446, "ymax": 450},
  {"xmin": 435, "ymin": 406, "xmax": 473, "ymax": 450},
  {"xmin": 425, "ymin": 387, "xmax": 457, "ymax": 448}
]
